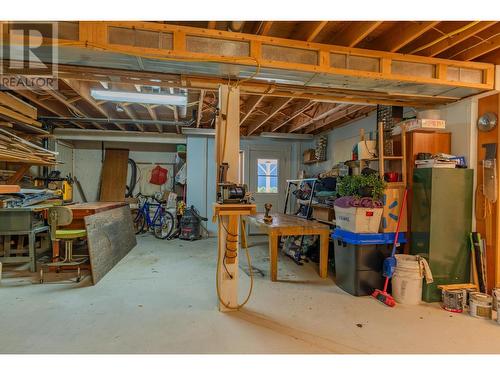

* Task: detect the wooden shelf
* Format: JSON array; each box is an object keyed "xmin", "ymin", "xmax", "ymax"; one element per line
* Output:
[
  {"xmin": 303, "ymin": 159, "xmax": 325, "ymax": 165},
  {"xmin": 361, "ymin": 156, "xmax": 403, "ymax": 161}
]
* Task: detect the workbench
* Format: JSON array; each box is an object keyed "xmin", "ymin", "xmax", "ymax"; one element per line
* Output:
[
  {"xmin": 65, "ymin": 202, "xmax": 128, "ymax": 229},
  {"xmin": 244, "ymin": 213, "xmax": 330, "ymax": 281},
  {"xmin": 0, "ymin": 204, "xmax": 51, "ymax": 272}
]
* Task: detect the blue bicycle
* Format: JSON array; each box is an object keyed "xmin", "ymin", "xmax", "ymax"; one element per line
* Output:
[{"xmin": 133, "ymin": 193, "xmax": 175, "ymax": 239}]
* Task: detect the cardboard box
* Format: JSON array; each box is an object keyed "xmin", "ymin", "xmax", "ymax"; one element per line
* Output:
[
  {"xmin": 393, "ymin": 118, "xmax": 446, "ymax": 135},
  {"xmin": 303, "ymin": 149, "xmax": 317, "ymax": 163},
  {"xmin": 312, "ymin": 204, "xmax": 335, "ymax": 222}
]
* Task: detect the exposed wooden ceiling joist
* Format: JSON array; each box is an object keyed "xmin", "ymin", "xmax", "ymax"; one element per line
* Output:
[
  {"xmin": 240, "ymin": 95, "xmax": 265, "ymax": 125},
  {"xmin": 334, "ymin": 21, "xmax": 383, "ymax": 47},
  {"xmin": 259, "ymin": 21, "xmax": 274, "ymax": 36},
  {"xmin": 409, "ymin": 21, "xmax": 497, "ymax": 57},
  {"xmin": 144, "ymin": 105, "xmax": 162, "ymax": 132},
  {"xmin": 196, "ymin": 89, "xmax": 205, "ymax": 128},
  {"xmin": 450, "ymin": 35, "xmax": 500, "ymax": 61},
  {"xmin": 304, "ymin": 105, "xmax": 369, "ymax": 134},
  {"xmin": 13, "ymin": 89, "xmax": 85, "ymax": 129},
  {"xmin": 118, "ymin": 103, "xmax": 144, "ymax": 132},
  {"xmin": 305, "ymin": 21, "xmax": 329, "ymax": 42},
  {"xmin": 369, "ymin": 21, "xmax": 440, "ymax": 52},
  {"xmin": 270, "ymin": 100, "xmax": 315, "ymax": 132},
  {"xmin": 288, "ymin": 103, "xmax": 350, "ymax": 133},
  {"xmin": 43, "ymin": 87, "xmax": 107, "ymax": 130},
  {"xmin": 247, "ymin": 97, "xmax": 293, "ymax": 135}
]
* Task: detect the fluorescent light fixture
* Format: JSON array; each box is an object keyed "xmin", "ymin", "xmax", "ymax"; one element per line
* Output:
[
  {"xmin": 90, "ymin": 89, "xmax": 187, "ymax": 106},
  {"xmin": 181, "ymin": 128, "xmax": 215, "ymax": 136},
  {"xmin": 259, "ymin": 132, "xmax": 313, "ymax": 140}
]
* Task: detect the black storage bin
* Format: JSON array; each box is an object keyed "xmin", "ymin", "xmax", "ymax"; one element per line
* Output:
[{"xmin": 332, "ymin": 228, "xmax": 406, "ymax": 296}]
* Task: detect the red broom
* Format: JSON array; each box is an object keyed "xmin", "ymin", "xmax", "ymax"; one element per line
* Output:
[{"xmin": 372, "ymin": 188, "xmax": 408, "ymax": 307}]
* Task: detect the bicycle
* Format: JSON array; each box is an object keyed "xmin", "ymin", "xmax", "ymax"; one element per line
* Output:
[{"xmin": 132, "ymin": 193, "xmax": 175, "ymax": 239}]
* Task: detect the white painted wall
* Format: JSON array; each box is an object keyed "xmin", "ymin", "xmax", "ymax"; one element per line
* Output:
[
  {"xmin": 69, "ymin": 141, "xmax": 178, "ymax": 202},
  {"xmin": 304, "ymin": 113, "xmax": 378, "ymax": 176}
]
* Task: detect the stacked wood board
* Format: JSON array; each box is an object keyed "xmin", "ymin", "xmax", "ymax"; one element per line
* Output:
[
  {"xmin": 0, "ymin": 128, "xmax": 57, "ymax": 165},
  {"xmin": 0, "ymin": 92, "xmax": 45, "ymax": 134}
]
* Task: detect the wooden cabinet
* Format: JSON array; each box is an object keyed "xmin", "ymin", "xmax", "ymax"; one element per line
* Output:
[{"xmin": 406, "ymin": 131, "xmax": 451, "ymax": 188}]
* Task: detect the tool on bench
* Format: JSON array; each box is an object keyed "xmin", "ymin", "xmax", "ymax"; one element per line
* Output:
[
  {"xmin": 372, "ymin": 188, "xmax": 408, "ymax": 307},
  {"xmin": 34, "ymin": 170, "xmax": 73, "ymax": 202},
  {"xmin": 217, "ymin": 162, "xmax": 252, "ymax": 204}
]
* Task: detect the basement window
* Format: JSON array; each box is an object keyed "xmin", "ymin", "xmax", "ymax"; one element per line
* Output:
[{"xmin": 257, "ymin": 159, "xmax": 278, "ymax": 193}]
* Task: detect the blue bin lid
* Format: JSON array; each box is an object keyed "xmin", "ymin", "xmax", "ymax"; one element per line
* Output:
[{"xmin": 331, "ymin": 228, "xmax": 407, "ymax": 245}]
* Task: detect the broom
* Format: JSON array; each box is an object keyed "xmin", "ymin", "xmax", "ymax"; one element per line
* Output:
[{"xmin": 372, "ymin": 188, "xmax": 408, "ymax": 307}]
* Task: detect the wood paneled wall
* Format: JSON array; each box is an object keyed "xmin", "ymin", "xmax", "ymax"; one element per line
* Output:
[{"xmin": 476, "ymin": 93, "xmax": 500, "ymax": 291}]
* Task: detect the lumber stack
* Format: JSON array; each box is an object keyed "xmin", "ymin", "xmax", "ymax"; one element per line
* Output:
[
  {"xmin": 0, "ymin": 128, "xmax": 57, "ymax": 165},
  {"xmin": 0, "ymin": 92, "xmax": 44, "ymax": 134}
]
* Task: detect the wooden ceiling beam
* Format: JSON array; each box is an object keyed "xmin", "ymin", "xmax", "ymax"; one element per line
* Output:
[
  {"xmin": 333, "ymin": 21, "xmax": 383, "ymax": 47},
  {"xmin": 369, "ymin": 21, "xmax": 440, "ymax": 52},
  {"xmin": 246, "ymin": 97, "xmax": 292, "ymax": 135},
  {"xmin": 304, "ymin": 105, "xmax": 368, "ymax": 134},
  {"xmin": 306, "ymin": 21, "xmax": 329, "ymax": 42},
  {"xmin": 315, "ymin": 106, "xmax": 375, "ymax": 134},
  {"xmin": 270, "ymin": 100, "xmax": 315, "ymax": 132},
  {"xmin": 196, "ymin": 89, "xmax": 205, "ymax": 127},
  {"xmin": 449, "ymin": 35, "xmax": 500, "ymax": 61},
  {"xmin": 207, "ymin": 21, "xmax": 217, "ymax": 29},
  {"xmin": 120, "ymin": 103, "xmax": 145, "ymax": 132},
  {"xmin": 410, "ymin": 21, "xmax": 497, "ymax": 57},
  {"xmin": 288, "ymin": 103, "xmax": 349, "ymax": 133},
  {"xmin": 43, "ymin": 87, "xmax": 106, "ymax": 130},
  {"xmin": 240, "ymin": 95, "xmax": 265, "ymax": 125},
  {"xmin": 64, "ymin": 79, "xmax": 133, "ymax": 131},
  {"xmin": 144, "ymin": 105, "xmax": 162, "ymax": 132},
  {"xmin": 259, "ymin": 21, "xmax": 274, "ymax": 36}
]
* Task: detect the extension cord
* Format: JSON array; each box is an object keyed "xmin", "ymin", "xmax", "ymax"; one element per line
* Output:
[{"xmin": 215, "ymin": 216, "xmax": 254, "ymax": 310}]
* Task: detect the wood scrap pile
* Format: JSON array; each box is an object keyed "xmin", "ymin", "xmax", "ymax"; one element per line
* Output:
[{"xmin": 0, "ymin": 128, "xmax": 57, "ymax": 165}]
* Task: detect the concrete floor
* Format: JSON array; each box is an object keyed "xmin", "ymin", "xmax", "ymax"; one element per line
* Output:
[{"xmin": 0, "ymin": 235, "xmax": 499, "ymax": 354}]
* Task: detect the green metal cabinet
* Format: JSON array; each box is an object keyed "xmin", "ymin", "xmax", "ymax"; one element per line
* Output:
[{"xmin": 410, "ymin": 168, "xmax": 473, "ymax": 302}]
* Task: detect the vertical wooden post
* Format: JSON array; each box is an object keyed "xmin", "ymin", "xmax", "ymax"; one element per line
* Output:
[{"xmin": 215, "ymin": 84, "xmax": 241, "ymax": 312}]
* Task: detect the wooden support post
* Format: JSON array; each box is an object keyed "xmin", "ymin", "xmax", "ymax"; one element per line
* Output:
[{"xmin": 215, "ymin": 84, "xmax": 242, "ymax": 312}]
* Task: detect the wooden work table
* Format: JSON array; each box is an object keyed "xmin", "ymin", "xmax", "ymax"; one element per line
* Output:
[
  {"xmin": 244, "ymin": 213, "xmax": 330, "ymax": 281},
  {"xmin": 64, "ymin": 202, "xmax": 128, "ymax": 229}
]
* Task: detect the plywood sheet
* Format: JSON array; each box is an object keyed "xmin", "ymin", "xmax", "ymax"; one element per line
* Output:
[
  {"xmin": 99, "ymin": 148, "xmax": 129, "ymax": 202},
  {"xmin": 84, "ymin": 205, "xmax": 136, "ymax": 284}
]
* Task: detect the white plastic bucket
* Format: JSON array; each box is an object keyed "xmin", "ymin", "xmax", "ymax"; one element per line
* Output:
[{"xmin": 392, "ymin": 254, "xmax": 423, "ymax": 305}]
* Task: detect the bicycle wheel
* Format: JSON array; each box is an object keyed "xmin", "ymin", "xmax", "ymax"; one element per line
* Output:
[
  {"xmin": 153, "ymin": 209, "xmax": 175, "ymax": 239},
  {"xmin": 133, "ymin": 210, "xmax": 146, "ymax": 234}
]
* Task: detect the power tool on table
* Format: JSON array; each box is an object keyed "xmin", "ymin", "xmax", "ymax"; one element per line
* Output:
[{"xmin": 216, "ymin": 162, "xmax": 252, "ymax": 204}]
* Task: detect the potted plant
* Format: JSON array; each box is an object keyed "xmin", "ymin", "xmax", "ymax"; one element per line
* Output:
[
  {"xmin": 334, "ymin": 174, "xmax": 386, "ymax": 233},
  {"xmin": 337, "ymin": 174, "xmax": 386, "ymax": 200}
]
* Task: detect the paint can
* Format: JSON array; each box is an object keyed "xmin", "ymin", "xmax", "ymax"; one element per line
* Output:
[
  {"xmin": 492, "ymin": 288, "xmax": 499, "ymax": 312},
  {"xmin": 493, "ymin": 289, "xmax": 500, "ymax": 325},
  {"xmin": 469, "ymin": 293, "xmax": 492, "ymax": 320},
  {"xmin": 442, "ymin": 289, "xmax": 464, "ymax": 313},
  {"xmin": 462, "ymin": 287, "xmax": 479, "ymax": 308}
]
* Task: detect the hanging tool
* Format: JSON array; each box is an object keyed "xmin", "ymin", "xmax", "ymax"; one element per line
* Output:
[
  {"xmin": 480, "ymin": 143, "xmax": 497, "ymax": 247},
  {"xmin": 372, "ymin": 189, "xmax": 408, "ymax": 307}
]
